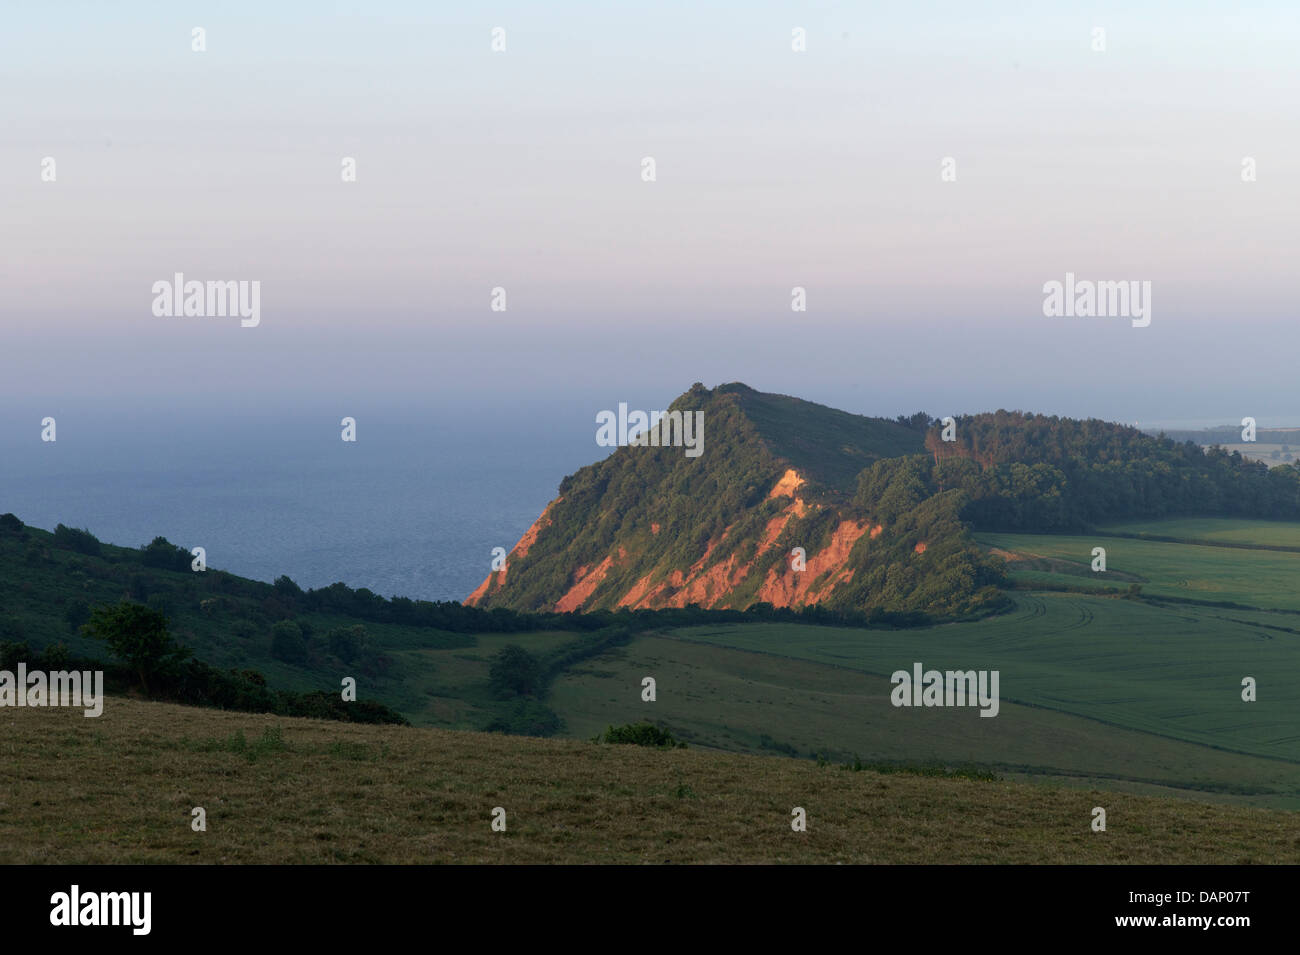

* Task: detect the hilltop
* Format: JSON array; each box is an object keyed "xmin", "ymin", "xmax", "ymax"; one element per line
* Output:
[{"xmin": 468, "ymin": 383, "xmax": 1300, "ymax": 616}]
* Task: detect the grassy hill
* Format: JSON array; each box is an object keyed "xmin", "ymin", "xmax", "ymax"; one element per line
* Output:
[
  {"xmin": 716, "ymin": 382, "xmax": 925, "ymax": 490},
  {"xmin": 468, "ymin": 384, "xmax": 1300, "ymax": 618},
  {"xmin": 0, "ymin": 517, "xmax": 606, "ymax": 732},
  {"xmin": 4, "ymin": 697, "xmax": 1297, "ymax": 864},
  {"xmin": 467, "ymin": 382, "xmax": 1002, "ymax": 616}
]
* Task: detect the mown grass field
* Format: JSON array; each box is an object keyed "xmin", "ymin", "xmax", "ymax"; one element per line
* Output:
[
  {"xmin": 1099, "ymin": 517, "xmax": 1300, "ymax": 549},
  {"xmin": 979, "ymin": 529, "xmax": 1300, "ymax": 610},
  {"xmin": 4, "ymin": 698, "xmax": 1298, "ymax": 864},
  {"xmin": 549, "ymin": 624, "xmax": 1300, "ymax": 808}
]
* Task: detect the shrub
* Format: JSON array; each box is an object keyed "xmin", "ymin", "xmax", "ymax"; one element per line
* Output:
[
  {"xmin": 596, "ymin": 722, "xmax": 685, "ymax": 748},
  {"xmin": 488, "ymin": 644, "xmax": 542, "ymax": 698},
  {"xmin": 80, "ymin": 600, "xmax": 190, "ymax": 694},
  {"xmin": 53, "ymin": 524, "xmax": 101, "ymax": 556},
  {"xmin": 269, "ymin": 620, "xmax": 308, "ymax": 665},
  {"xmin": 0, "ymin": 513, "xmax": 26, "ymax": 538},
  {"xmin": 140, "ymin": 536, "xmax": 191, "ymax": 572},
  {"xmin": 484, "ymin": 700, "xmax": 564, "ymax": 737},
  {"xmin": 326, "ymin": 625, "xmax": 365, "ymax": 663}
]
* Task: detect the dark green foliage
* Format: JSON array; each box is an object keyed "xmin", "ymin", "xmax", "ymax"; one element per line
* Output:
[
  {"xmin": 713, "ymin": 382, "xmax": 925, "ymax": 489},
  {"xmin": 326, "ymin": 624, "xmax": 365, "ymax": 663},
  {"xmin": 62, "ymin": 598, "xmax": 91, "ymax": 633},
  {"xmin": 596, "ymin": 722, "xmax": 685, "ymax": 748},
  {"xmin": 926, "ymin": 411, "xmax": 1300, "ymax": 530},
  {"xmin": 0, "ymin": 639, "xmax": 408, "ymax": 725},
  {"xmin": 0, "ymin": 640, "xmax": 33, "ymax": 671},
  {"xmin": 758, "ymin": 733, "xmax": 800, "ymax": 756},
  {"xmin": 483, "ymin": 699, "xmax": 565, "ymax": 737},
  {"xmin": 488, "ymin": 644, "xmax": 542, "ymax": 697},
  {"xmin": 80, "ymin": 600, "xmax": 191, "ymax": 694},
  {"xmin": 53, "ymin": 524, "xmax": 100, "ymax": 556},
  {"xmin": 140, "ymin": 536, "xmax": 192, "ymax": 572},
  {"xmin": 833, "ymin": 757, "xmax": 999, "ymax": 781},
  {"xmin": 269, "ymin": 619, "xmax": 308, "ymax": 665},
  {"xmin": 273, "ymin": 575, "xmax": 304, "ymax": 598},
  {"xmin": 0, "ymin": 513, "xmax": 27, "ymax": 538}
]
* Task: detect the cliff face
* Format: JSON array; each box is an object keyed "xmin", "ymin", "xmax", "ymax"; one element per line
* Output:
[{"xmin": 465, "ymin": 383, "xmax": 997, "ymax": 616}]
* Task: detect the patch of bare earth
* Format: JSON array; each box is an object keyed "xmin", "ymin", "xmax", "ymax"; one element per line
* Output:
[{"xmin": 465, "ymin": 498, "xmax": 561, "ymax": 605}]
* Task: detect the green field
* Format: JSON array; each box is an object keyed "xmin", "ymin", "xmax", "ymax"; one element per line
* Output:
[
  {"xmin": 979, "ymin": 527, "xmax": 1300, "ymax": 610},
  {"xmin": 1100, "ymin": 517, "xmax": 1300, "ymax": 549},
  {"xmin": 543, "ymin": 518, "xmax": 1300, "ymax": 810}
]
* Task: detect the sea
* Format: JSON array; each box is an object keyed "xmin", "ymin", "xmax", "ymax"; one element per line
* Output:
[{"xmin": 0, "ymin": 403, "xmax": 604, "ymax": 603}]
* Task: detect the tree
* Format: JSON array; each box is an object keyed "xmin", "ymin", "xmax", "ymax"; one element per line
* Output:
[
  {"xmin": 273, "ymin": 575, "xmax": 303, "ymax": 598},
  {"xmin": 488, "ymin": 644, "xmax": 542, "ymax": 697},
  {"xmin": 270, "ymin": 620, "xmax": 308, "ymax": 665},
  {"xmin": 81, "ymin": 601, "xmax": 189, "ymax": 694},
  {"xmin": 140, "ymin": 536, "xmax": 190, "ymax": 572},
  {"xmin": 326, "ymin": 625, "xmax": 365, "ymax": 663},
  {"xmin": 53, "ymin": 524, "xmax": 101, "ymax": 556}
]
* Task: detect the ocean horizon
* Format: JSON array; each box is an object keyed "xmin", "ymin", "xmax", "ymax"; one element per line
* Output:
[{"xmin": 0, "ymin": 402, "xmax": 605, "ymax": 603}]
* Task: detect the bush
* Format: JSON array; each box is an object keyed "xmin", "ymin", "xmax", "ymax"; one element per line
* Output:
[
  {"xmin": 269, "ymin": 620, "xmax": 308, "ymax": 665},
  {"xmin": 484, "ymin": 700, "xmax": 564, "ymax": 737},
  {"xmin": 326, "ymin": 625, "xmax": 366, "ymax": 663},
  {"xmin": 80, "ymin": 600, "xmax": 190, "ymax": 694},
  {"xmin": 43, "ymin": 642, "xmax": 72, "ymax": 669},
  {"xmin": 0, "ymin": 640, "xmax": 32, "ymax": 671},
  {"xmin": 273, "ymin": 575, "xmax": 303, "ymax": 598},
  {"xmin": 596, "ymin": 722, "xmax": 685, "ymax": 748},
  {"xmin": 53, "ymin": 524, "xmax": 101, "ymax": 556},
  {"xmin": 488, "ymin": 644, "xmax": 542, "ymax": 697},
  {"xmin": 140, "ymin": 536, "xmax": 192, "ymax": 572}
]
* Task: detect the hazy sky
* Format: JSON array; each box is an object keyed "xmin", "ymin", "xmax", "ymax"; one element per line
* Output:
[{"xmin": 4, "ymin": 1, "xmax": 1299, "ymax": 427}]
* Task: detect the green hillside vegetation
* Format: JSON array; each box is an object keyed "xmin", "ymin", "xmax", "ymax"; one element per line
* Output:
[
  {"xmin": 716, "ymin": 382, "xmax": 926, "ymax": 489},
  {"xmin": 471, "ymin": 385, "xmax": 1300, "ymax": 619},
  {"xmin": 930, "ymin": 410, "xmax": 1300, "ymax": 530},
  {"xmin": 0, "ymin": 512, "xmax": 936, "ymax": 735},
  {"xmin": 4, "ymin": 698, "xmax": 1297, "ymax": 864},
  {"xmin": 474, "ymin": 384, "xmax": 1005, "ymax": 616}
]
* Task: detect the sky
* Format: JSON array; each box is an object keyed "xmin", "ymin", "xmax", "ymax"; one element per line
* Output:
[{"xmin": 3, "ymin": 1, "xmax": 1299, "ymax": 429}]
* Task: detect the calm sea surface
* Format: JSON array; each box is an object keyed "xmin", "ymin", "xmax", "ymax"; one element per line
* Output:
[{"xmin": 0, "ymin": 404, "xmax": 601, "ymax": 603}]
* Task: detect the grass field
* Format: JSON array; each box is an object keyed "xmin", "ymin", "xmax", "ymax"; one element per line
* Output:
[
  {"xmin": 544, "ymin": 518, "xmax": 1300, "ymax": 810},
  {"xmin": 4, "ymin": 698, "xmax": 1298, "ymax": 864},
  {"xmin": 979, "ymin": 531, "xmax": 1300, "ymax": 610},
  {"xmin": 8, "ymin": 515, "xmax": 1300, "ymax": 842},
  {"xmin": 1099, "ymin": 517, "xmax": 1300, "ymax": 549}
]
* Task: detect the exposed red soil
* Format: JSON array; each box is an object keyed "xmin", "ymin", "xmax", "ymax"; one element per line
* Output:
[
  {"xmin": 555, "ymin": 555, "xmax": 615, "ymax": 612},
  {"xmin": 464, "ymin": 498, "xmax": 560, "ymax": 605},
  {"xmin": 757, "ymin": 519, "xmax": 872, "ymax": 608},
  {"xmin": 768, "ymin": 468, "xmax": 805, "ymax": 498}
]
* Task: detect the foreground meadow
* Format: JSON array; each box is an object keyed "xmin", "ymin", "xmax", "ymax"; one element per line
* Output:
[{"xmin": 3, "ymin": 698, "xmax": 1298, "ymax": 864}]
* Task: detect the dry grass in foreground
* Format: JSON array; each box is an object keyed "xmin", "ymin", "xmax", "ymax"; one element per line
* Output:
[{"xmin": 2, "ymin": 698, "xmax": 1298, "ymax": 864}]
